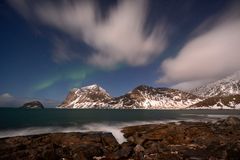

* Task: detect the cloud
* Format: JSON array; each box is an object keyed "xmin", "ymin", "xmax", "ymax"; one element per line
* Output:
[
  {"xmin": 171, "ymin": 80, "xmax": 214, "ymax": 91},
  {"xmin": 7, "ymin": 0, "xmax": 30, "ymax": 19},
  {"xmin": 9, "ymin": 0, "xmax": 168, "ymax": 67},
  {"xmin": 0, "ymin": 93, "xmax": 14, "ymax": 104},
  {"xmin": 158, "ymin": 3, "xmax": 240, "ymax": 86},
  {"xmin": 52, "ymin": 38, "xmax": 73, "ymax": 63},
  {"xmin": 0, "ymin": 93, "xmax": 16, "ymax": 107}
]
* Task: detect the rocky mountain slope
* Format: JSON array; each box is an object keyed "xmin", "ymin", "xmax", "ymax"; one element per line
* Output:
[
  {"xmin": 189, "ymin": 71, "xmax": 240, "ymax": 109},
  {"xmin": 190, "ymin": 71, "xmax": 240, "ymax": 97},
  {"xmin": 58, "ymin": 85, "xmax": 202, "ymax": 109},
  {"xmin": 58, "ymin": 84, "xmax": 112, "ymax": 109},
  {"xmin": 189, "ymin": 95, "xmax": 240, "ymax": 109},
  {"xmin": 108, "ymin": 85, "xmax": 201, "ymax": 109}
]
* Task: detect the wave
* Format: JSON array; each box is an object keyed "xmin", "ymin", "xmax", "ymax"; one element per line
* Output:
[
  {"xmin": 0, "ymin": 121, "xmax": 173, "ymax": 144},
  {"xmin": 0, "ymin": 115, "xmax": 238, "ymax": 144}
]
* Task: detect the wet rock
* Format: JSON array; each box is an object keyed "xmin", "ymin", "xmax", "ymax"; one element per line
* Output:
[
  {"xmin": 223, "ymin": 116, "xmax": 240, "ymax": 126},
  {"xmin": 143, "ymin": 141, "xmax": 164, "ymax": 155},
  {"xmin": 134, "ymin": 144, "xmax": 144, "ymax": 153},
  {"xmin": 122, "ymin": 117, "xmax": 240, "ymax": 160},
  {"xmin": 127, "ymin": 136, "xmax": 135, "ymax": 143},
  {"xmin": 106, "ymin": 142, "xmax": 133, "ymax": 159},
  {"xmin": 134, "ymin": 144, "xmax": 144, "ymax": 160},
  {"xmin": 101, "ymin": 132, "xmax": 119, "ymax": 153},
  {"xmin": 0, "ymin": 132, "xmax": 119, "ymax": 160},
  {"xmin": 226, "ymin": 142, "xmax": 240, "ymax": 160}
]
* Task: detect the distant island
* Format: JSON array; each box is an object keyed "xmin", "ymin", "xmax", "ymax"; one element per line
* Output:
[{"xmin": 20, "ymin": 101, "xmax": 44, "ymax": 109}]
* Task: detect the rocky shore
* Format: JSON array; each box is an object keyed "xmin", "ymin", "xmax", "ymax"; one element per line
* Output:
[{"xmin": 1, "ymin": 117, "xmax": 240, "ymax": 160}]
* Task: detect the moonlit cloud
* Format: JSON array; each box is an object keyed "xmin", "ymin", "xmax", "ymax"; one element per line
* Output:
[
  {"xmin": 0, "ymin": 93, "xmax": 13, "ymax": 101},
  {"xmin": 9, "ymin": 0, "xmax": 168, "ymax": 67},
  {"xmin": 171, "ymin": 80, "xmax": 214, "ymax": 91},
  {"xmin": 0, "ymin": 93, "xmax": 17, "ymax": 107},
  {"xmin": 158, "ymin": 3, "xmax": 240, "ymax": 87},
  {"xmin": 52, "ymin": 38, "xmax": 72, "ymax": 63}
]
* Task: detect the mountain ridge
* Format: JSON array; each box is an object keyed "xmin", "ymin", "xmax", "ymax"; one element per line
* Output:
[
  {"xmin": 58, "ymin": 71, "xmax": 240, "ymax": 109},
  {"xmin": 58, "ymin": 84, "xmax": 202, "ymax": 109},
  {"xmin": 190, "ymin": 71, "xmax": 240, "ymax": 97}
]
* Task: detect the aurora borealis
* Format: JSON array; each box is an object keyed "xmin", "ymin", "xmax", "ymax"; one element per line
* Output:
[{"xmin": 33, "ymin": 67, "xmax": 95, "ymax": 91}]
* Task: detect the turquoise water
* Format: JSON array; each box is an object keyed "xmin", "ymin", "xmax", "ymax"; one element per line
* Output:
[{"xmin": 0, "ymin": 108, "xmax": 240, "ymax": 141}]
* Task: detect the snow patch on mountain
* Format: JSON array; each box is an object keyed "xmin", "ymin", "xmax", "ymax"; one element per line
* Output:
[
  {"xmin": 58, "ymin": 84, "xmax": 112, "ymax": 109},
  {"xmin": 188, "ymin": 94, "xmax": 240, "ymax": 109},
  {"xmin": 190, "ymin": 71, "xmax": 240, "ymax": 97}
]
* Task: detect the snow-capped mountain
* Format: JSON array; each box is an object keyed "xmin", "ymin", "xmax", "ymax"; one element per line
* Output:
[
  {"xmin": 187, "ymin": 71, "xmax": 240, "ymax": 109},
  {"xmin": 58, "ymin": 71, "xmax": 240, "ymax": 109},
  {"xmin": 58, "ymin": 84, "xmax": 112, "ymax": 109},
  {"xmin": 190, "ymin": 71, "xmax": 240, "ymax": 97},
  {"xmin": 109, "ymin": 85, "xmax": 202, "ymax": 109},
  {"xmin": 189, "ymin": 95, "xmax": 240, "ymax": 109},
  {"xmin": 58, "ymin": 84, "xmax": 202, "ymax": 109}
]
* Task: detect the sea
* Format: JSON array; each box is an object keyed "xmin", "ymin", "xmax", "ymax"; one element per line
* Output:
[{"xmin": 0, "ymin": 108, "xmax": 240, "ymax": 143}]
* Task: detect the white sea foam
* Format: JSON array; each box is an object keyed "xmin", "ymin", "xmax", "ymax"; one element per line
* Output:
[
  {"xmin": 181, "ymin": 113, "xmax": 239, "ymax": 119},
  {"xmin": 0, "ymin": 120, "xmax": 182, "ymax": 143},
  {"xmin": 205, "ymin": 114, "xmax": 233, "ymax": 118}
]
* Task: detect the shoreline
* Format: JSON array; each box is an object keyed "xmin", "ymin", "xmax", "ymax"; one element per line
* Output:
[{"xmin": 1, "ymin": 116, "xmax": 240, "ymax": 160}]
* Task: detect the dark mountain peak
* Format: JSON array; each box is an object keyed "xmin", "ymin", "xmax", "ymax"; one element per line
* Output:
[
  {"xmin": 133, "ymin": 85, "xmax": 177, "ymax": 93},
  {"xmin": 132, "ymin": 85, "xmax": 154, "ymax": 92},
  {"xmin": 157, "ymin": 87, "xmax": 173, "ymax": 91}
]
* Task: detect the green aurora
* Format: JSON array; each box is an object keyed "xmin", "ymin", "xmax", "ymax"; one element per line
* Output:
[{"xmin": 34, "ymin": 67, "xmax": 95, "ymax": 91}]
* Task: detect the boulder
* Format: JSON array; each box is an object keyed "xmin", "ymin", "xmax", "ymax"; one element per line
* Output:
[
  {"xmin": 106, "ymin": 142, "xmax": 133, "ymax": 159},
  {"xmin": 134, "ymin": 144, "xmax": 144, "ymax": 153},
  {"xmin": 223, "ymin": 116, "xmax": 240, "ymax": 126}
]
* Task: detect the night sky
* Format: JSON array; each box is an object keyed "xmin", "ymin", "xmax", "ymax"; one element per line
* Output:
[{"xmin": 0, "ymin": 0, "xmax": 239, "ymax": 103}]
